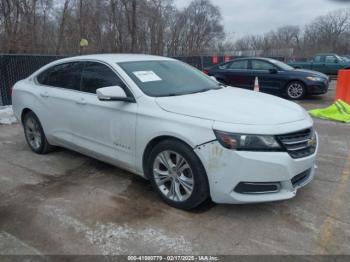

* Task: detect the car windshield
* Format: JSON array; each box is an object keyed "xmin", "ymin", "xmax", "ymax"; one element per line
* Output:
[
  {"xmin": 268, "ymin": 59, "xmax": 295, "ymax": 71},
  {"xmin": 340, "ymin": 56, "xmax": 350, "ymax": 62},
  {"xmin": 118, "ymin": 60, "xmax": 221, "ymax": 97}
]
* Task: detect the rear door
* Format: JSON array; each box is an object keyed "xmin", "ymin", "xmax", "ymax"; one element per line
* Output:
[
  {"xmin": 251, "ymin": 60, "xmax": 283, "ymax": 94},
  {"xmin": 36, "ymin": 62, "xmax": 84, "ymax": 144},
  {"xmin": 324, "ymin": 55, "xmax": 342, "ymax": 75},
  {"xmin": 216, "ymin": 59, "xmax": 253, "ymax": 89}
]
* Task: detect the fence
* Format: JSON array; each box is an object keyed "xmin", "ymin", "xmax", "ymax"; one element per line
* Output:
[
  {"xmin": 0, "ymin": 54, "xmax": 65, "ymax": 105},
  {"xmin": 0, "ymin": 54, "xmax": 286, "ymax": 105}
]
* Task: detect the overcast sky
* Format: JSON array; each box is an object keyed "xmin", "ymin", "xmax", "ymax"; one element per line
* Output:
[{"xmin": 175, "ymin": 0, "xmax": 350, "ymax": 40}]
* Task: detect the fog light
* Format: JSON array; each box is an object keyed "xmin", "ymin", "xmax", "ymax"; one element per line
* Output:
[{"xmin": 234, "ymin": 182, "xmax": 281, "ymax": 194}]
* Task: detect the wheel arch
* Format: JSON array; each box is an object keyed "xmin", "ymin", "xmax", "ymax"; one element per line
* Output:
[
  {"xmin": 142, "ymin": 135, "xmax": 195, "ymax": 179},
  {"xmin": 21, "ymin": 108, "xmax": 34, "ymax": 124},
  {"xmin": 285, "ymin": 78, "xmax": 306, "ymax": 86},
  {"xmin": 285, "ymin": 79, "xmax": 307, "ymax": 91}
]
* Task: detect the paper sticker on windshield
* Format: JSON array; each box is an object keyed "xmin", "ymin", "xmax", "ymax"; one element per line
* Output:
[{"xmin": 133, "ymin": 71, "xmax": 162, "ymax": 82}]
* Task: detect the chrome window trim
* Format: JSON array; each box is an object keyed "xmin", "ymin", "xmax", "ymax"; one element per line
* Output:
[{"xmin": 33, "ymin": 59, "xmax": 137, "ymax": 102}]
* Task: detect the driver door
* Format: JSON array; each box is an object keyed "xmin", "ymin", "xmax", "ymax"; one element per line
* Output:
[
  {"xmin": 251, "ymin": 60, "xmax": 282, "ymax": 94},
  {"xmin": 73, "ymin": 61, "xmax": 137, "ymax": 171}
]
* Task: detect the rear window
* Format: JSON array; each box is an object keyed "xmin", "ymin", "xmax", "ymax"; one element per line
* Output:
[
  {"xmin": 37, "ymin": 62, "xmax": 84, "ymax": 90},
  {"xmin": 227, "ymin": 60, "xmax": 248, "ymax": 70}
]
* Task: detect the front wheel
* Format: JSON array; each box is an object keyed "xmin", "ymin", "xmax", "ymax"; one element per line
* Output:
[
  {"xmin": 146, "ymin": 139, "xmax": 209, "ymax": 210},
  {"xmin": 285, "ymin": 81, "xmax": 306, "ymax": 100}
]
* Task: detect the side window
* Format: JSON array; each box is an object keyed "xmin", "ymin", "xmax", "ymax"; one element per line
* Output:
[
  {"xmin": 314, "ymin": 56, "xmax": 323, "ymax": 63},
  {"xmin": 325, "ymin": 56, "xmax": 337, "ymax": 63},
  {"xmin": 251, "ymin": 60, "xmax": 276, "ymax": 70},
  {"xmin": 81, "ymin": 62, "xmax": 125, "ymax": 94},
  {"xmin": 228, "ymin": 60, "xmax": 248, "ymax": 70},
  {"xmin": 37, "ymin": 62, "xmax": 83, "ymax": 90}
]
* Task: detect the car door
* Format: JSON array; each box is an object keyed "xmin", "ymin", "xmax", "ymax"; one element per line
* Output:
[
  {"xmin": 36, "ymin": 62, "xmax": 84, "ymax": 144},
  {"xmin": 214, "ymin": 60, "xmax": 253, "ymax": 89},
  {"xmin": 73, "ymin": 61, "xmax": 137, "ymax": 171},
  {"xmin": 324, "ymin": 55, "xmax": 342, "ymax": 75},
  {"xmin": 251, "ymin": 60, "xmax": 283, "ymax": 94},
  {"xmin": 312, "ymin": 55, "xmax": 325, "ymax": 73}
]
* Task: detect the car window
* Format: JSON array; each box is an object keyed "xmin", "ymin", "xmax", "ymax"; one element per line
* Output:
[
  {"xmin": 81, "ymin": 62, "xmax": 126, "ymax": 94},
  {"xmin": 228, "ymin": 60, "xmax": 248, "ymax": 70},
  {"xmin": 37, "ymin": 62, "xmax": 83, "ymax": 90},
  {"xmin": 118, "ymin": 60, "xmax": 220, "ymax": 97},
  {"xmin": 251, "ymin": 60, "xmax": 276, "ymax": 70},
  {"xmin": 314, "ymin": 56, "xmax": 323, "ymax": 63},
  {"xmin": 325, "ymin": 56, "xmax": 337, "ymax": 63}
]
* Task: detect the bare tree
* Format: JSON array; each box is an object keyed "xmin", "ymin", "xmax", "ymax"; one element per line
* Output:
[{"xmin": 56, "ymin": 0, "xmax": 70, "ymax": 54}]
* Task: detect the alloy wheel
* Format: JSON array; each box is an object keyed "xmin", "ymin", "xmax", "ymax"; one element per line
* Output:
[
  {"xmin": 25, "ymin": 116, "xmax": 42, "ymax": 150},
  {"xmin": 287, "ymin": 82, "xmax": 304, "ymax": 99},
  {"xmin": 153, "ymin": 150, "xmax": 194, "ymax": 202}
]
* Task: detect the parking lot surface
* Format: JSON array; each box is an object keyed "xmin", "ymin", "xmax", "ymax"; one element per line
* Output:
[{"xmin": 0, "ymin": 81, "xmax": 349, "ymax": 255}]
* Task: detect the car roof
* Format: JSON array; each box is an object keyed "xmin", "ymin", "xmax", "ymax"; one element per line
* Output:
[
  {"xmin": 53, "ymin": 53, "xmax": 174, "ymax": 64},
  {"xmin": 227, "ymin": 57, "xmax": 278, "ymax": 62},
  {"xmin": 315, "ymin": 53, "xmax": 337, "ymax": 56}
]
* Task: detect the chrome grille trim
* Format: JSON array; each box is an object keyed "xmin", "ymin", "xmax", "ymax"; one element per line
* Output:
[{"xmin": 277, "ymin": 128, "xmax": 316, "ymax": 159}]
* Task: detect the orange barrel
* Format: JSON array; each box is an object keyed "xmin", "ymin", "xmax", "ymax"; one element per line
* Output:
[{"xmin": 335, "ymin": 70, "xmax": 350, "ymax": 104}]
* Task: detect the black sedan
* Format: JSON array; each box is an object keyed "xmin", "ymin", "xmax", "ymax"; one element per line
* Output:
[{"xmin": 207, "ymin": 57, "xmax": 330, "ymax": 100}]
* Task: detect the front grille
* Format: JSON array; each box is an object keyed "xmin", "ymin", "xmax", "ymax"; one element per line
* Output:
[
  {"xmin": 277, "ymin": 128, "xmax": 316, "ymax": 159},
  {"xmin": 291, "ymin": 169, "xmax": 311, "ymax": 187}
]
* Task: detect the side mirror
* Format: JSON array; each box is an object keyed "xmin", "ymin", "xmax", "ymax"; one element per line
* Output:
[
  {"xmin": 269, "ymin": 68, "xmax": 278, "ymax": 74},
  {"xmin": 96, "ymin": 86, "xmax": 133, "ymax": 102}
]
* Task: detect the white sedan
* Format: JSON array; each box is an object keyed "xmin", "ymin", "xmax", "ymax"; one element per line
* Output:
[{"xmin": 12, "ymin": 54, "xmax": 318, "ymax": 210}]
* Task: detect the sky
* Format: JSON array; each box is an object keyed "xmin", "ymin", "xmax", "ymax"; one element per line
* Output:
[{"xmin": 175, "ymin": 0, "xmax": 350, "ymax": 40}]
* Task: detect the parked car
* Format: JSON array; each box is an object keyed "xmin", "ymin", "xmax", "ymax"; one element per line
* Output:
[
  {"xmin": 288, "ymin": 53, "xmax": 350, "ymax": 75},
  {"xmin": 207, "ymin": 57, "xmax": 329, "ymax": 100},
  {"xmin": 12, "ymin": 54, "xmax": 318, "ymax": 210}
]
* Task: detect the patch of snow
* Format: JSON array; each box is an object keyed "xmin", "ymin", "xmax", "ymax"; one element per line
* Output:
[
  {"xmin": 43, "ymin": 205, "xmax": 193, "ymax": 255},
  {"xmin": 0, "ymin": 106, "xmax": 17, "ymax": 125}
]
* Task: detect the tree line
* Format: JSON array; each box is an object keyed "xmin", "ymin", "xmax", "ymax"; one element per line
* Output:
[
  {"xmin": 0, "ymin": 0, "xmax": 224, "ymax": 56},
  {"xmin": 222, "ymin": 8, "xmax": 350, "ymax": 58},
  {"xmin": 0, "ymin": 0, "xmax": 349, "ymax": 58}
]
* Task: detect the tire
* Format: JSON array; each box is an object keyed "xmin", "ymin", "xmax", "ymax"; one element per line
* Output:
[
  {"xmin": 285, "ymin": 81, "xmax": 306, "ymax": 100},
  {"xmin": 23, "ymin": 111, "xmax": 55, "ymax": 154},
  {"xmin": 146, "ymin": 139, "xmax": 209, "ymax": 210}
]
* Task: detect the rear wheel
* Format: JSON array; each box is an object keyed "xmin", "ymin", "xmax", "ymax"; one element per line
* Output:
[
  {"xmin": 146, "ymin": 139, "xmax": 209, "ymax": 210},
  {"xmin": 286, "ymin": 81, "xmax": 306, "ymax": 100},
  {"xmin": 23, "ymin": 111, "xmax": 55, "ymax": 154}
]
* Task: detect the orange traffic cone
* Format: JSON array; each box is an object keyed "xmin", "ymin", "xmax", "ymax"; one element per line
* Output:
[{"xmin": 254, "ymin": 77, "xmax": 260, "ymax": 92}]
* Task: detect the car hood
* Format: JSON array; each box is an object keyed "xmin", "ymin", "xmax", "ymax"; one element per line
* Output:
[
  {"xmin": 293, "ymin": 69, "xmax": 328, "ymax": 78},
  {"xmin": 155, "ymin": 88, "xmax": 307, "ymax": 125}
]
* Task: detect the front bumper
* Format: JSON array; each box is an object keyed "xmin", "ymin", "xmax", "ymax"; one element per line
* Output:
[
  {"xmin": 306, "ymin": 79, "xmax": 329, "ymax": 95},
  {"xmin": 194, "ymin": 138, "xmax": 317, "ymax": 204}
]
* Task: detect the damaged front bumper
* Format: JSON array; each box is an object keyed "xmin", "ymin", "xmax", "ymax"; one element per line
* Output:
[{"xmin": 194, "ymin": 140, "xmax": 317, "ymax": 204}]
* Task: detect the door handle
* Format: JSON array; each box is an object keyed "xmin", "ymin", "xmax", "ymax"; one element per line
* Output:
[
  {"xmin": 40, "ymin": 92, "xmax": 49, "ymax": 98},
  {"xmin": 76, "ymin": 98, "xmax": 86, "ymax": 105}
]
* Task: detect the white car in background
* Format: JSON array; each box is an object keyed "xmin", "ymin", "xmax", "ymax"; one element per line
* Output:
[{"xmin": 12, "ymin": 54, "xmax": 318, "ymax": 210}]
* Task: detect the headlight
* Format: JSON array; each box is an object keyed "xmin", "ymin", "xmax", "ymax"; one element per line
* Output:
[
  {"xmin": 306, "ymin": 76, "xmax": 324, "ymax": 82},
  {"xmin": 214, "ymin": 130, "xmax": 282, "ymax": 151}
]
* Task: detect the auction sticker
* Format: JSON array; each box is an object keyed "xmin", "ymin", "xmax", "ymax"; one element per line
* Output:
[{"xmin": 133, "ymin": 71, "xmax": 162, "ymax": 82}]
